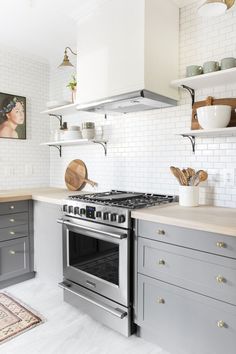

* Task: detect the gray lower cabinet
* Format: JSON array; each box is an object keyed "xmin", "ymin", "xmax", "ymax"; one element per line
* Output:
[
  {"xmin": 135, "ymin": 219, "xmax": 236, "ymax": 354},
  {"xmin": 0, "ymin": 200, "xmax": 35, "ymax": 288},
  {"xmin": 0, "ymin": 237, "xmax": 30, "ymax": 281},
  {"xmin": 137, "ymin": 274, "xmax": 236, "ymax": 354}
]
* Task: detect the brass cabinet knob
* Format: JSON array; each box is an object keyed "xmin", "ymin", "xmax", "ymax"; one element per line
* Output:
[
  {"xmin": 9, "ymin": 231, "xmax": 15, "ymax": 235},
  {"xmin": 216, "ymin": 242, "xmax": 226, "ymax": 248},
  {"xmin": 9, "ymin": 218, "xmax": 15, "ymax": 223},
  {"xmin": 157, "ymin": 229, "xmax": 165, "ymax": 235},
  {"xmin": 158, "ymin": 259, "xmax": 166, "ymax": 265},
  {"xmin": 216, "ymin": 275, "xmax": 226, "ymax": 284},
  {"xmin": 10, "ymin": 205, "xmax": 15, "ymax": 210},
  {"xmin": 217, "ymin": 320, "xmax": 226, "ymax": 328},
  {"xmin": 9, "ymin": 250, "xmax": 16, "ymax": 255},
  {"xmin": 157, "ymin": 298, "xmax": 165, "ymax": 304}
]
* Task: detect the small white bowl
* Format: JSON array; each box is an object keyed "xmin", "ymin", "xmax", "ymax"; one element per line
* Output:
[{"xmin": 197, "ymin": 105, "xmax": 231, "ymax": 129}]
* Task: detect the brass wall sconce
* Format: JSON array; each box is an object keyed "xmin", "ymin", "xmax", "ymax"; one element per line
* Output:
[{"xmin": 58, "ymin": 47, "xmax": 77, "ymax": 68}]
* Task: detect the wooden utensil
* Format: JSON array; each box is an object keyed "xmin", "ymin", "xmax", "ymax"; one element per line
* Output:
[
  {"xmin": 195, "ymin": 170, "xmax": 208, "ymax": 186},
  {"xmin": 176, "ymin": 167, "xmax": 188, "ymax": 186},
  {"xmin": 170, "ymin": 166, "xmax": 182, "ymax": 185},
  {"xmin": 65, "ymin": 159, "xmax": 98, "ymax": 191}
]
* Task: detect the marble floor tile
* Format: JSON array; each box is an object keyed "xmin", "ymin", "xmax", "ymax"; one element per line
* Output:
[{"xmin": 0, "ymin": 279, "xmax": 170, "ymax": 354}]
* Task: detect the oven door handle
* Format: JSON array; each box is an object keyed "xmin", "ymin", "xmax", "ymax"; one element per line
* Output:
[
  {"xmin": 59, "ymin": 282, "xmax": 127, "ymax": 319},
  {"xmin": 57, "ymin": 219, "xmax": 127, "ymax": 240}
]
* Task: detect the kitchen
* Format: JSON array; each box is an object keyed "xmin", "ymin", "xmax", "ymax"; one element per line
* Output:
[{"xmin": 0, "ymin": 0, "xmax": 236, "ymax": 353}]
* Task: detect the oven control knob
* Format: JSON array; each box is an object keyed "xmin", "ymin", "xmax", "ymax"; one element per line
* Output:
[
  {"xmin": 80, "ymin": 208, "xmax": 86, "ymax": 216},
  {"xmin": 62, "ymin": 204, "xmax": 68, "ymax": 212},
  {"xmin": 74, "ymin": 207, "xmax": 80, "ymax": 215},
  {"xmin": 96, "ymin": 211, "xmax": 102, "ymax": 218},
  {"xmin": 68, "ymin": 206, "xmax": 74, "ymax": 214},
  {"xmin": 110, "ymin": 213, "xmax": 117, "ymax": 222},
  {"xmin": 118, "ymin": 215, "xmax": 126, "ymax": 223},
  {"xmin": 103, "ymin": 212, "xmax": 109, "ymax": 220}
]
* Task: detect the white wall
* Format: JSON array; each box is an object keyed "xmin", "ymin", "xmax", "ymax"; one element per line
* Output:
[
  {"xmin": 0, "ymin": 46, "xmax": 50, "ymax": 189},
  {"xmin": 49, "ymin": 2, "xmax": 236, "ymax": 208}
]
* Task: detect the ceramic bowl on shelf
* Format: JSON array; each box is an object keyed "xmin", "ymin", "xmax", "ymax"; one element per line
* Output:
[{"xmin": 196, "ymin": 105, "xmax": 231, "ymax": 129}]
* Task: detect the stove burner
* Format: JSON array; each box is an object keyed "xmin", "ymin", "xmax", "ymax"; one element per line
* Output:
[{"xmin": 69, "ymin": 190, "xmax": 176, "ymax": 209}]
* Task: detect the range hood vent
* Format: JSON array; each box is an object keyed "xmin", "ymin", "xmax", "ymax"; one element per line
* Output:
[{"xmin": 76, "ymin": 90, "xmax": 177, "ymax": 114}]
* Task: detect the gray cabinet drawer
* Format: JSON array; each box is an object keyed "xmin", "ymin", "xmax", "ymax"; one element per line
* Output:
[
  {"xmin": 137, "ymin": 274, "xmax": 236, "ymax": 354},
  {"xmin": 0, "ymin": 237, "xmax": 30, "ymax": 281},
  {"xmin": 137, "ymin": 220, "xmax": 236, "ymax": 259},
  {"xmin": 0, "ymin": 212, "xmax": 28, "ymax": 229},
  {"xmin": 0, "ymin": 225, "xmax": 29, "ymax": 242},
  {"xmin": 138, "ymin": 237, "xmax": 236, "ymax": 305},
  {"xmin": 0, "ymin": 201, "xmax": 28, "ymax": 215}
]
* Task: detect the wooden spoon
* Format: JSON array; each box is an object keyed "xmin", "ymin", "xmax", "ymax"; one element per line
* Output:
[
  {"xmin": 176, "ymin": 167, "xmax": 188, "ymax": 186},
  {"xmin": 195, "ymin": 170, "xmax": 208, "ymax": 186},
  {"xmin": 170, "ymin": 166, "xmax": 182, "ymax": 185}
]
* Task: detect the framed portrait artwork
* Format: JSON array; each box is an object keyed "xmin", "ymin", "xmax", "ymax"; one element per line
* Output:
[{"xmin": 0, "ymin": 92, "xmax": 26, "ymax": 140}]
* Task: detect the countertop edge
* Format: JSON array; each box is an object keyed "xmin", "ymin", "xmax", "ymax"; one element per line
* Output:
[{"xmin": 131, "ymin": 206, "xmax": 236, "ymax": 237}]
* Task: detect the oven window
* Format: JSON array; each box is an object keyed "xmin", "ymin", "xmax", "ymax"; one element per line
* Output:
[{"xmin": 69, "ymin": 231, "xmax": 119, "ymax": 286}]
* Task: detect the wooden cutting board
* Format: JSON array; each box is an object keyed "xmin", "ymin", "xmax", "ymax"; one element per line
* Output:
[{"xmin": 65, "ymin": 159, "xmax": 97, "ymax": 191}]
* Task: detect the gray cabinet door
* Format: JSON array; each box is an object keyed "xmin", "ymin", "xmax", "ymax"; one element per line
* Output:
[
  {"xmin": 137, "ymin": 274, "xmax": 236, "ymax": 354},
  {"xmin": 0, "ymin": 201, "xmax": 28, "ymax": 215},
  {"xmin": 0, "ymin": 212, "xmax": 28, "ymax": 229},
  {"xmin": 0, "ymin": 225, "xmax": 29, "ymax": 242},
  {"xmin": 137, "ymin": 220, "xmax": 236, "ymax": 259},
  {"xmin": 0, "ymin": 237, "xmax": 30, "ymax": 281},
  {"xmin": 138, "ymin": 237, "xmax": 236, "ymax": 305}
]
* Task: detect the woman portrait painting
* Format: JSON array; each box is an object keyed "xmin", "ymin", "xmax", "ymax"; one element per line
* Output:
[{"xmin": 0, "ymin": 93, "xmax": 26, "ymax": 139}]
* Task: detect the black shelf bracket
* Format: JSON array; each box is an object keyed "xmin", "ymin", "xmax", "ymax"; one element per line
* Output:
[
  {"xmin": 181, "ymin": 85, "xmax": 195, "ymax": 107},
  {"xmin": 93, "ymin": 141, "xmax": 107, "ymax": 156},
  {"xmin": 49, "ymin": 114, "xmax": 63, "ymax": 128},
  {"xmin": 181, "ymin": 135, "xmax": 196, "ymax": 153},
  {"xmin": 49, "ymin": 145, "xmax": 62, "ymax": 157}
]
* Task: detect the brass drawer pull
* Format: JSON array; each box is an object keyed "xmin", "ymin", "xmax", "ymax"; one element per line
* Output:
[
  {"xmin": 216, "ymin": 242, "xmax": 226, "ymax": 248},
  {"xmin": 10, "ymin": 205, "xmax": 15, "ymax": 210},
  {"xmin": 157, "ymin": 298, "xmax": 165, "ymax": 304},
  {"xmin": 216, "ymin": 275, "xmax": 226, "ymax": 284},
  {"xmin": 158, "ymin": 259, "xmax": 166, "ymax": 266},
  {"xmin": 157, "ymin": 229, "xmax": 165, "ymax": 235},
  {"xmin": 9, "ymin": 250, "xmax": 16, "ymax": 255},
  {"xmin": 9, "ymin": 218, "xmax": 15, "ymax": 223},
  {"xmin": 9, "ymin": 231, "xmax": 15, "ymax": 235},
  {"xmin": 217, "ymin": 320, "xmax": 226, "ymax": 328}
]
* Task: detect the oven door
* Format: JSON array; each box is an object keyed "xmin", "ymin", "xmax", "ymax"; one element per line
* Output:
[{"xmin": 58, "ymin": 217, "xmax": 130, "ymax": 307}]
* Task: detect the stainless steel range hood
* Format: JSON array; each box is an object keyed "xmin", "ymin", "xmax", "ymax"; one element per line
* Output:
[{"xmin": 76, "ymin": 90, "xmax": 177, "ymax": 115}]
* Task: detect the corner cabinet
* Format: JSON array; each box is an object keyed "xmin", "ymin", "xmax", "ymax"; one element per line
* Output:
[
  {"xmin": 0, "ymin": 200, "xmax": 35, "ymax": 289},
  {"xmin": 134, "ymin": 219, "xmax": 236, "ymax": 354}
]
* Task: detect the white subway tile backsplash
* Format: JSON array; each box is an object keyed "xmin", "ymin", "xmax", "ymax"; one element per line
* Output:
[
  {"xmin": 0, "ymin": 46, "xmax": 50, "ymax": 190},
  {"xmin": 45, "ymin": 2, "xmax": 236, "ymax": 207}
]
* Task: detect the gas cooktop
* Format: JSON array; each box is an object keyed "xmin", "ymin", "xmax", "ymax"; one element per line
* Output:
[{"xmin": 68, "ymin": 190, "xmax": 177, "ymax": 209}]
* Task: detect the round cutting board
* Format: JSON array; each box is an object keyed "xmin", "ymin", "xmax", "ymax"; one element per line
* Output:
[{"xmin": 65, "ymin": 159, "xmax": 88, "ymax": 191}]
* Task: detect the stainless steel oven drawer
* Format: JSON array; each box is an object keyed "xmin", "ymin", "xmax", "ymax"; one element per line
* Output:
[{"xmin": 59, "ymin": 280, "xmax": 132, "ymax": 337}]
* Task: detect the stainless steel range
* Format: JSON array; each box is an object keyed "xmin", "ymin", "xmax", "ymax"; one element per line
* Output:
[{"xmin": 57, "ymin": 191, "xmax": 177, "ymax": 336}]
